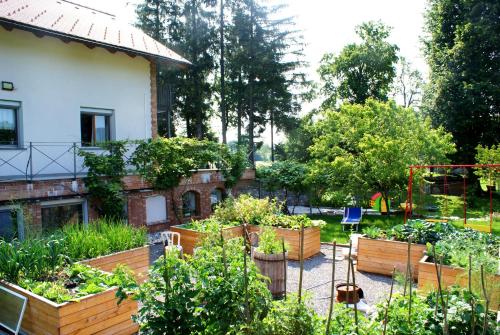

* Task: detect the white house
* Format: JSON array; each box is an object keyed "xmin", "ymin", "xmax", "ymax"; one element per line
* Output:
[{"xmin": 0, "ymin": 0, "xmax": 217, "ymax": 237}]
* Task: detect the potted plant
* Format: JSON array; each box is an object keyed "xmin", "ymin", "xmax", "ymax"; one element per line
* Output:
[{"xmin": 252, "ymin": 227, "xmax": 288, "ymax": 298}]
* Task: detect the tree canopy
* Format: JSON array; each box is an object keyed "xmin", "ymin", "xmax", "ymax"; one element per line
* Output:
[
  {"xmin": 308, "ymin": 99, "xmax": 456, "ymax": 207},
  {"xmin": 423, "ymin": 0, "xmax": 500, "ymax": 163},
  {"xmin": 318, "ymin": 21, "xmax": 399, "ymax": 107}
]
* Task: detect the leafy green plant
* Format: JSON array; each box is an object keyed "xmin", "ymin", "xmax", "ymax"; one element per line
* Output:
[
  {"xmin": 256, "ymin": 227, "xmax": 287, "ymax": 254},
  {"xmin": 425, "ymin": 288, "xmax": 497, "ymax": 335},
  {"xmin": 260, "ymin": 214, "xmax": 326, "ymax": 230},
  {"xmin": 213, "ymin": 195, "xmax": 282, "ymax": 225},
  {"xmin": 326, "ymin": 303, "xmax": 380, "ymax": 334},
  {"xmin": 362, "ymin": 226, "xmax": 383, "ymax": 239},
  {"xmin": 181, "ymin": 218, "xmax": 238, "ymax": 233},
  {"xmin": 79, "ymin": 141, "xmax": 127, "ymax": 219},
  {"xmin": 61, "ymin": 218, "xmax": 147, "ymax": 260},
  {"xmin": 375, "ymin": 293, "xmax": 433, "ymax": 335}
]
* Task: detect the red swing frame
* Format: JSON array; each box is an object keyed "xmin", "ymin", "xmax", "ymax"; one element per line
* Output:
[{"xmin": 403, "ymin": 164, "xmax": 500, "ymax": 233}]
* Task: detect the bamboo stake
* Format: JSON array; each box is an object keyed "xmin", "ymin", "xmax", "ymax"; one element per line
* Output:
[
  {"xmin": 282, "ymin": 237, "xmax": 287, "ymax": 300},
  {"xmin": 326, "ymin": 241, "xmax": 337, "ymax": 334},
  {"xmin": 404, "ymin": 236, "xmax": 412, "ymax": 296},
  {"xmin": 345, "ymin": 241, "xmax": 352, "ymax": 306},
  {"xmin": 443, "ymin": 291, "xmax": 449, "ymax": 335},
  {"xmin": 220, "ymin": 226, "xmax": 227, "ymax": 277},
  {"xmin": 382, "ymin": 267, "xmax": 396, "ymax": 335},
  {"xmin": 243, "ymin": 234, "xmax": 250, "ymax": 324},
  {"xmin": 408, "ymin": 266, "xmax": 413, "ymax": 325},
  {"xmin": 432, "ymin": 245, "xmax": 446, "ymax": 310},
  {"xmin": 298, "ymin": 222, "xmax": 305, "ymax": 304},
  {"xmin": 469, "ymin": 254, "xmax": 475, "ymax": 335},
  {"xmin": 480, "ymin": 265, "xmax": 489, "ymax": 335},
  {"xmin": 350, "ymin": 258, "xmax": 359, "ymax": 335}
]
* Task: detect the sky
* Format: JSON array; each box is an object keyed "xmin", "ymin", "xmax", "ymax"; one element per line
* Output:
[{"xmin": 78, "ymin": 0, "xmax": 429, "ymax": 144}]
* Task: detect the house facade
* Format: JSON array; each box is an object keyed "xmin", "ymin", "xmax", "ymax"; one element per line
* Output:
[{"xmin": 0, "ymin": 0, "xmax": 253, "ymax": 238}]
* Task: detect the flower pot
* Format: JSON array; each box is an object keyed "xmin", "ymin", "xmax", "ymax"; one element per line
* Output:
[
  {"xmin": 336, "ymin": 283, "xmax": 363, "ymax": 304},
  {"xmin": 252, "ymin": 249, "xmax": 288, "ymax": 298}
]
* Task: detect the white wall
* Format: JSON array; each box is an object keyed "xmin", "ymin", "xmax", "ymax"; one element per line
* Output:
[{"xmin": 0, "ymin": 27, "xmax": 152, "ymax": 179}]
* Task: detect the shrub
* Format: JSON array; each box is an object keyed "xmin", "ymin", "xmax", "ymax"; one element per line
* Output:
[
  {"xmin": 260, "ymin": 214, "xmax": 326, "ymax": 230},
  {"xmin": 181, "ymin": 218, "xmax": 238, "ymax": 233},
  {"xmin": 362, "ymin": 226, "xmax": 384, "ymax": 239},
  {"xmin": 213, "ymin": 195, "xmax": 282, "ymax": 225}
]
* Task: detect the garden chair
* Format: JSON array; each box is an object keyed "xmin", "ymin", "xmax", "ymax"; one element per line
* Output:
[
  {"xmin": 341, "ymin": 207, "xmax": 363, "ymax": 231},
  {"xmin": 162, "ymin": 231, "xmax": 183, "ymax": 257}
]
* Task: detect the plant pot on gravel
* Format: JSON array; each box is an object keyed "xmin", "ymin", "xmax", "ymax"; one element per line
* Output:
[
  {"xmin": 252, "ymin": 227, "xmax": 288, "ymax": 298},
  {"xmin": 336, "ymin": 283, "xmax": 363, "ymax": 304}
]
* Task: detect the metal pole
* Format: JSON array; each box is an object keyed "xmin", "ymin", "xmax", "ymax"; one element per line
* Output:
[
  {"xmin": 29, "ymin": 141, "xmax": 33, "ymax": 183},
  {"xmin": 73, "ymin": 142, "xmax": 77, "ymax": 180}
]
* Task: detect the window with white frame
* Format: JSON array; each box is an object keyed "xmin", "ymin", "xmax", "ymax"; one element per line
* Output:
[
  {"xmin": 80, "ymin": 107, "xmax": 113, "ymax": 146},
  {"xmin": 146, "ymin": 195, "xmax": 167, "ymax": 225},
  {"xmin": 0, "ymin": 101, "xmax": 21, "ymax": 147},
  {"xmin": 41, "ymin": 199, "xmax": 87, "ymax": 232}
]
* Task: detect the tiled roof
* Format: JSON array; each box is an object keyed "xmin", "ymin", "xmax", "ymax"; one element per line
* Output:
[{"xmin": 0, "ymin": 0, "xmax": 190, "ymax": 65}]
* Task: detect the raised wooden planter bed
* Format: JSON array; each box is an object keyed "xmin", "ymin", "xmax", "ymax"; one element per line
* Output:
[
  {"xmin": 248, "ymin": 225, "xmax": 321, "ymax": 261},
  {"xmin": 357, "ymin": 237, "xmax": 426, "ymax": 280},
  {"xmin": 0, "ymin": 280, "xmax": 138, "ymax": 335},
  {"xmin": 81, "ymin": 245, "xmax": 150, "ymax": 282},
  {"xmin": 418, "ymin": 255, "xmax": 499, "ymax": 308},
  {"xmin": 169, "ymin": 225, "xmax": 243, "ymax": 254}
]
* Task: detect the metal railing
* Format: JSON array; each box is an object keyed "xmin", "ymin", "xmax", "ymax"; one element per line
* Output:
[{"xmin": 0, "ymin": 142, "xmax": 138, "ymax": 182}]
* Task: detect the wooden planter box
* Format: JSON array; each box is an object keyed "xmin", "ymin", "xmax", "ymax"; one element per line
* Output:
[
  {"xmin": 253, "ymin": 250, "xmax": 287, "ymax": 297},
  {"xmin": 169, "ymin": 225, "xmax": 243, "ymax": 254},
  {"xmin": 248, "ymin": 225, "xmax": 321, "ymax": 261},
  {"xmin": 81, "ymin": 245, "xmax": 150, "ymax": 282},
  {"xmin": 357, "ymin": 237, "xmax": 426, "ymax": 280},
  {"xmin": 0, "ymin": 280, "xmax": 138, "ymax": 335},
  {"xmin": 418, "ymin": 255, "xmax": 499, "ymax": 308}
]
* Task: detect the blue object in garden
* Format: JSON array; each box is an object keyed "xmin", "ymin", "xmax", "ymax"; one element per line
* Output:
[{"xmin": 341, "ymin": 207, "xmax": 363, "ymax": 231}]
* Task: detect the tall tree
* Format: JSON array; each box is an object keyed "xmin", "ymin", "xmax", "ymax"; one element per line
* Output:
[
  {"xmin": 224, "ymin": 1, "xmax": 309, "ymax": 165},
  {"xmin": 391, "ymin": 57, "xmax": 424, "ymax": 108},
  {"xmin": 318, "ymin": 21, "xmax": 399, "ymax": 107},
  {"xmin": 137, "ymin": 0, "xmax": 218, "ymax": 139},
  {"xmin": 308, "ymin": 99, "xmax": 456, "ymax": 211},
  {"xmin": 423, "ymin": 0, "xmax": 500, "ymax": 163}
]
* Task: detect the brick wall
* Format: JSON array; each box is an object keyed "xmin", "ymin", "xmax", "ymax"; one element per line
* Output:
[{"xmin": 1, "ymin": 169, "xmax": 254, "ymax": 233}]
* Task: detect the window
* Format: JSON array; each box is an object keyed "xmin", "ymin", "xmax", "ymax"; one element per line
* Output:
[
  {"xmin": 0, "ymin": 209, "xmax": 17, "ymax": 240},
  {"xmin": 80, "ymin": 108, "xmax": 112, "ymax": 146},
  {"xmin": 0, "ymin": 102, "xmax": 20, "ymax": 146},
  {"xmin": 41, "ymin": 200, "xmax": 85, "ymax": 232},
  {"xmin": 146, "ymin": 195, "xmax": 167, "ymax": 225},
  {"xmin": 182, "ymin": 191, "xmax": 200, "ymax": 218},
  {"xmin": 210, "ymin": 188, "xmax": 224, "ymax": 211}
]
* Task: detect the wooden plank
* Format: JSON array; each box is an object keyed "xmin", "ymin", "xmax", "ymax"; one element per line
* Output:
[
  {"xmin": 68, "ymin": 305, "xmax": 136, "ymax": 335},
  {"xmin": 60, "ymin": 300, "xmax": 137, "ymax": 335},
  {"xmin": 59, "ymin": 289, "xmax": 118, "ymax": 317},
  {"xmin": 93, "ymin": 318, "xmax": 139, "ymax": 335}
]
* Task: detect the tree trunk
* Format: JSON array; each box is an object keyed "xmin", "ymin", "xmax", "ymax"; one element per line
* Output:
[
  {"xmin": 237, "ymin": 71, "xmax": 242, "ymax": 144},
  {"xmin": 270, "ymin": 109, "xmax": 274, "ymax": 162},
  {"xmin": 220, "ymin": 0, "xmax": 226, "ymax": 144},
  {"xmin": 247, "ymin": 0, "xmax": 255, "ymax": 167}
]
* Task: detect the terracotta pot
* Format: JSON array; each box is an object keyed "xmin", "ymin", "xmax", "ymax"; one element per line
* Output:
[{"xmin": 336, "ymin": 283, "xmax": 363, "ymax": 304}]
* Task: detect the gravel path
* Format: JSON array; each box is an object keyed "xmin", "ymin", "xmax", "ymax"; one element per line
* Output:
[
  {"xmin": 287, "ymin": 244, "xmax": 400, "ymax": 315},
  {"xmin": 148, "ymin": 243, "xmax": 399, "ymax": 316}
]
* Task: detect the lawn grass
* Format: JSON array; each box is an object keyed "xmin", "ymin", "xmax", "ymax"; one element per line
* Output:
[{"xmin": 312, "ymin": 212, "xmax": 500, "ymax": 244}]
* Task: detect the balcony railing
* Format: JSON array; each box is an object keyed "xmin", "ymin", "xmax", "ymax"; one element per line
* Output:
[{"xmin": 0, "ymin": 142, "xmax": 138, "ymax": 182}]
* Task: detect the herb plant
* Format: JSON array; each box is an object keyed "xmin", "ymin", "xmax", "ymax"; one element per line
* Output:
[{"xmin": 256, "ymin": 227, "xmax": 287, "ymax": 254}]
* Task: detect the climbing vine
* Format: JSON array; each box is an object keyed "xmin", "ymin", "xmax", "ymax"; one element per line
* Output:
[{"xmin": 79, "ymin": 141, "xmax": 127, "ymax": 219}]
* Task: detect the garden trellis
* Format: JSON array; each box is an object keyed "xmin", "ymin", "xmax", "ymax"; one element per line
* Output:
[{"xmin": 403, "ymin": 164, "xmax": 500, "ymax": 233}]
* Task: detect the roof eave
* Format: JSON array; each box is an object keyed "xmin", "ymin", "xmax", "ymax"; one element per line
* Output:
[{"xmin": 0, "ymin": 18, "xmax": 191, "ymax": 67}]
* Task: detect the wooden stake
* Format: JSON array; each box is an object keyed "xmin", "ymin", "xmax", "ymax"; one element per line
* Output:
[
  {"xmin": 350, "ymin": 258, "xmax": 359, "ymax": 335},
  {"xmin": 298, "ymin": 222, "xmax": 305, "ymax": 304},
  {"xmin": 469, "ymin": 254, "xmax": 475, "ymax": 335},
  {"xmin": 220, "ymin": 226, "xmax": 227, "ymax": 277},
  {"xmin": 282, "ymin": 237, "xmax": 287, "ymax": 300},
  {"xmin": 326, "ymin": 241, "xmax": 336, "ymax": 334},
  {"xmin": 345, "ymin": 240, "xmax": 352, "ymax": 305},
  {"xmin": 382, "ymin": 267, "xmax": 396, "ymax": 335},
  {"xmin": 404, "ymin": 236, "xmax": 412, "ymax": 296},
  {"xmin": 243, "ymin": 235, "xmax": 250, "ymax": 324},
  {"xmin": 480, "ymin": 265, "xmax": 489, "ymax": 335}
]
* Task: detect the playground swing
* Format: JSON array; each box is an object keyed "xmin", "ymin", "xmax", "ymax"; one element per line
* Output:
[{"xmin": 404, "ymin": 164, "xmax": 500, "ymax": 233}]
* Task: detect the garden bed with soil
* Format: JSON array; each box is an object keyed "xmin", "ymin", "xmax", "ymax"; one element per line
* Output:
[
  {"xmin": 81, "ymin": 245, "xmax": 150, "ymax": 282},
  {"xmin": 170, "ymin": 224, "xmax": 243, "ymax": 254},
  {"xmin": 248, "ymin": 225, "xmax": 321, "ymax": 260},
  {"xmin": 418, "ymin": 255, "xmax": 499, "ymax": 309},
  {"xmin": 357, "ymin": 237, "xmax": 426, "ymax": 279},
  {"xmin": 0, "ymin": 280, "xmax": 138, "ymax": 335}
]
